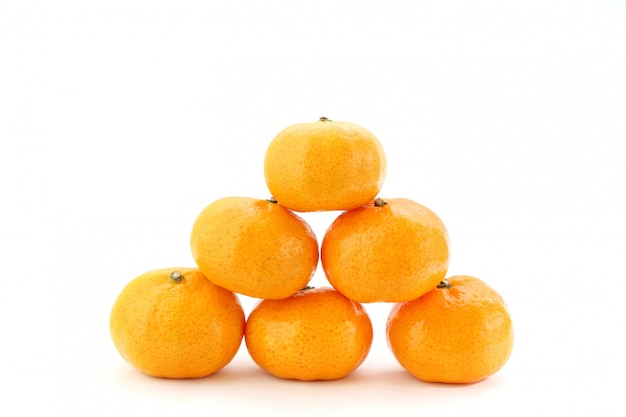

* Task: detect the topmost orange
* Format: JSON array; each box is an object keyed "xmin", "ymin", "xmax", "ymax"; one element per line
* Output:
[{"xmin": 264, "ymin": 117, "xmax": 387, "ymax": 212}]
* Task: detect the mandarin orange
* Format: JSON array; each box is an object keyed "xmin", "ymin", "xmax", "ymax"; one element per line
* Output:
[
  {"xmin": 244, "ymin": 286, "xmax": 373, "ymax": 381},
  {"xmin": 321, "ymin": 197, "xmax": 450, "ymax": 303},
  {"xmin": 190, "ymin": 196, "xmax": 318, "ymax": 299},
  {"xmin": 109, "ymin": 267, "xmax": 245, "ymax": 378},
  {"xmin": 263, "ymin": 117, "xmax": 387, "ymax": 212},
  {"xmin": 386, "ymin": 275, "xmax": 514, "ymax": 384}
]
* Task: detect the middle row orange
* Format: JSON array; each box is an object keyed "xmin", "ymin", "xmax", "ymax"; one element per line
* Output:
[{"xmin": 189, "ymin": 195, "xmax": 449, "ymax": 303}]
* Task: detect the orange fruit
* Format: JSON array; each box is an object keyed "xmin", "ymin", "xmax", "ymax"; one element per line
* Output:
[
  {"xmin": 386, "ymin": 275, "xmax": 514, "ymax": 384},
  {"xmin": 244, "ymin": 286, "xmax": 373, "ymax": 381},
  {"xmin": 190, "ymin": 196, "xmax": 319, "ymax": 299},
  {"xmin": 109, "ymin": 267, "xmax": 245, "ymax": 378},
  {"xmin": 263, "ymin": 117, "xmax": 387, "ymax": 212},
  {"xmin": 321, "ymin": 197, "xmax": 450, "ymax": 303}
]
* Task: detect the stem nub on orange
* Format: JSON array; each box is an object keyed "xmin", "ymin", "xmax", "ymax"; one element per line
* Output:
[
  {"xmin": 109, "ymin": 267, "xmax": 245, "ymax": 379},
  {"xmin": 386, "ymin": 275, "xmax": 514, "ymax": 384},
  {"xmin": 263, "ymin": 117, "xmax": 387, "ymax": 212}
]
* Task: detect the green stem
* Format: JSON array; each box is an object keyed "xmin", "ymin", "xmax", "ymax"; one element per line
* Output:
[
  {"xmin": 374, "ymin": 197, "xmax": 388, "ymax": 207},
  {"xmin": 169, "ymin": 271, "xmax": 183, "ymax": 283},
  {"xmin": 437, "ymin": 279, "xmax": 451, "ymax": 289}
]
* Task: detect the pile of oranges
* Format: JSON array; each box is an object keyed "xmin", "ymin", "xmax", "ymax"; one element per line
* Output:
[{"xmin": 110, "ymin": 117, "xmax": 514, "ymax": 384}]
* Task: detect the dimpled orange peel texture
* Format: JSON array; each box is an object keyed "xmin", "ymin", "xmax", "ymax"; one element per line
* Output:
[
  {"xmin": 110, "ymin": 267, "xmax": 245, "ymax": 378},
  {"xmin": 321, "ymin": 197, "xmax": 450, "ymax": 303},
  {"xmin": 386, "ymin": 275, "xmax": 514, "ymax": 383},
  {"xmin": 263, "ymin": 117, "xmax": 387, "ymax": 212},
  {"xmin": 244, "ymin": 286, "xmax": 374, "ymax": 380},
  {"xmin": 190, "ymin": 196, "xmax": 319, "ymax": 299}
]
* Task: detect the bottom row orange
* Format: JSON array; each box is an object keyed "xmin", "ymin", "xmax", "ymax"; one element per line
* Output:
[{"xmin": 110, "ymin": 268, "xmax": 513, "ymax": 384}]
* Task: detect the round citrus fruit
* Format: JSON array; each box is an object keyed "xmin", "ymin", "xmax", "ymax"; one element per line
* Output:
[
  {"xmin": 109, "ymin": 267, "xmax": 245, "ymax": 378},
  {"xmin": 245, "ymin": 286, "xmax": 373, "ymax": 381},
  {"xmin": 263, "ymin": 117, "xmax": 387, "ymax": 212},
  {"xmin": 190, "ymin": 196, "xmax": 319, "ymax": 299},
  {"xmin": 386, "ymin": 275, "xmax": 514, "ymax": 384},
  {"xmin": 321, "ymin": 197, "xmax": 450, "ymax": 303}
]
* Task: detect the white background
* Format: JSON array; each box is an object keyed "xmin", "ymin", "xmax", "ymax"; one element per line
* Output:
[{"xmin": 1, "ymin": 0, "xmax": 625, "ymax": 415}]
